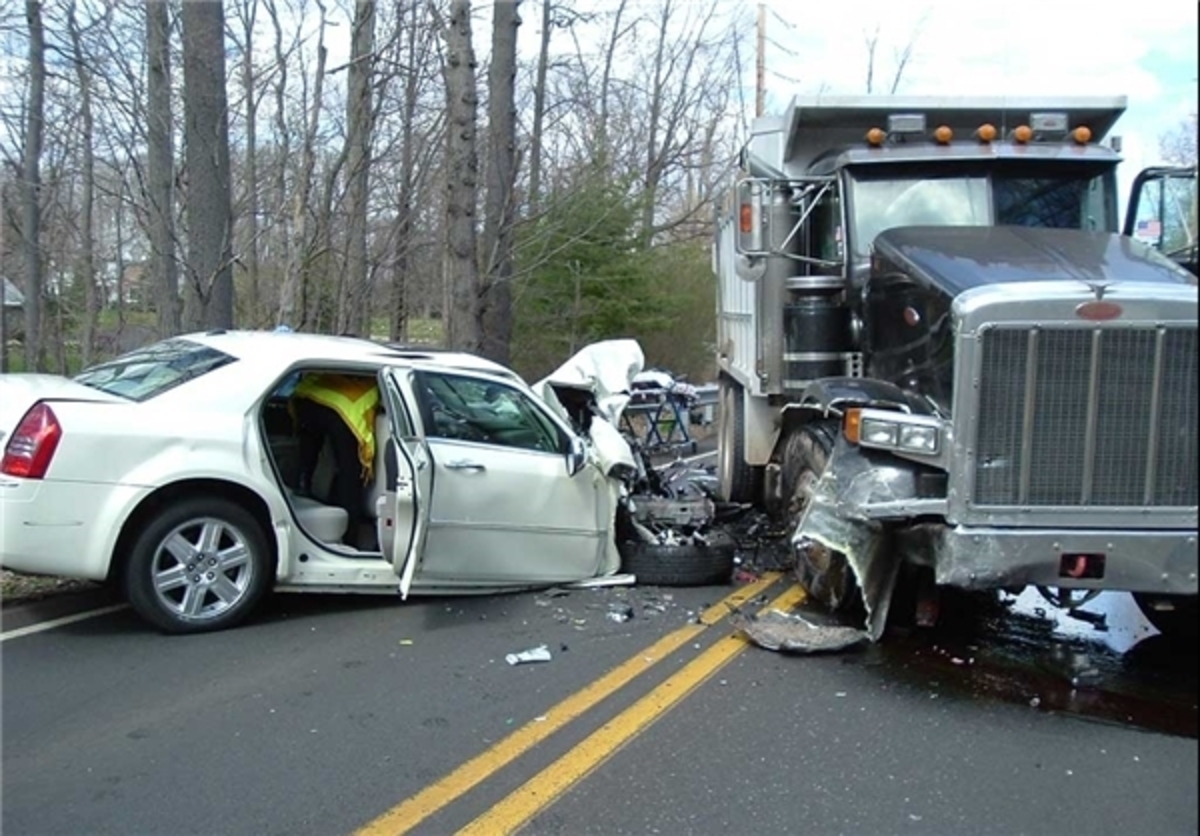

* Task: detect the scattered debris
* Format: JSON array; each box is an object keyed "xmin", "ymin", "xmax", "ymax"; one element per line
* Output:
[
  {"xmin": 398, "ymin": 639, "xmax": 414, "ymax": 646},
  {"xmin": 607, "ymin": 603, "xmax": 635, "ymax": 623},
  {"xmin": 731, "ymin": 608, "xmax": 868, "ymax": 654},
  {"xmin": 506, "ymin": 645, "xmax": 553, "ymax": 666}
]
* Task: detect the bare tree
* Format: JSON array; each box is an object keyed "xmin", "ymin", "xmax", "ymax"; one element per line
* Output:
[
  {"xmin": 337, "ymin": 0, "xmax": 375, "ymax": 337},
  {"xmin": 1161, "ymin": 112, "xmax": 1198, "ymax": 166},
  {"xmin": 67, "ymin": 0, "xmax": 98, "ymax": 366},
  {"xmin": 526, "ymin": 0, "xmax": 553, "ymax": 214},
  {"xmin": 180, "ymin": 0, "xmax": 234, "ymax": 330},
  {"xmin": 439, "ymin": 0, "xmax": 481, "ymax": 352},
  {"xmin": 232, "ymin": 0, "xmax": 262, "ymax": 325},
  {"xmin": 21, "ymin": 0, "xmax": 46, "ymax": 372},
  {"xmin": 479, "ymin": 0, "xmax": 521, "ymax": 364},
  {"xmin": 145, "ymin": 0, "xmax": 179, "ymax": 337}
]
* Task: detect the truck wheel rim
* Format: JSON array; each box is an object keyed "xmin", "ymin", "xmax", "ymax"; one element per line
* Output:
[{"xmin": 150, "ymin": 517, "xmax": 255, "ymax": 622}]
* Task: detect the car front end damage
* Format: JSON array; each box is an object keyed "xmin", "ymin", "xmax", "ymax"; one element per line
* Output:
[
  {"xmin": 781, "ymin": 278, "xmax": 1198, "ymax": 645},
  {"xmin": 536, "ymin": 342, "xmax": 734, "ymax": 585}
]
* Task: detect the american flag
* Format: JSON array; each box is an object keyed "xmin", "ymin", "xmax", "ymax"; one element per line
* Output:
[{"xmin": 1136, "ymin": 218, "xmax": 1162, "ymax": 239}]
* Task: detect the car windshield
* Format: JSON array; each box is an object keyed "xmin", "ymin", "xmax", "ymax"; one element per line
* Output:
[
  {"xmin": 73, "ymin": 338, "xmax": 236, "ymax": 402},
  {"xmin": 849, "ymin": 164, "xmax": 1115, "ymax": 258}
]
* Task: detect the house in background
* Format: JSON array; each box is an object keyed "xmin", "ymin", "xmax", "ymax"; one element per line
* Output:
[{"xmin": 2, "ymin": 276, "xmax": 23, "ymax": 338}]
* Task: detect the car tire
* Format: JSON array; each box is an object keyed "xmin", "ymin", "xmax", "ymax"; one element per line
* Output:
[
  {"xmin": 717, "ymin": 378, "xmax": 762, "ymax": 504},
  {"xmin": 1133, "ymin": 593, "xmax": 1199, "ymax": 643},
  {"xmin": 124, "ymin": 496, "xmax": 272, "ymax": 634},
  {"xmin": 619, "ymin": 530, "xmax": 737, "ymax": 587}
]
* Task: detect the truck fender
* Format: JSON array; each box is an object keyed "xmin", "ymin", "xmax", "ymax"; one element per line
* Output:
[{"xmin": 784, "ymin": 377, "xmax": 934, "ymax": 421}]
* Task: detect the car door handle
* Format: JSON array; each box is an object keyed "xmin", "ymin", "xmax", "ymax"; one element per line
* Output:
[{"xmin": 445, "ymin": 459, "xmax": 486, "ymax": 472}]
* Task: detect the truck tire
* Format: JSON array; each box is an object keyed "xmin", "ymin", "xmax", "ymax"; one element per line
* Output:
[
  {"xmin": 1133, "ymin": 593, "xmax": 1198, "ymax": 643},
  {"xmin": 619, "ymin": 530, "xmax": 737, "ymax": 587},
  {"xmin": 779, "ymin": 422, "xmax": 862, "ymax": 615},
  {"xmin": 717, "ymin": 378, "xmax": 762, "ymax": 503}
]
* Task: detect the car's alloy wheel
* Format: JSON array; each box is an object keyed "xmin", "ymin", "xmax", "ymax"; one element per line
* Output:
[{"xmin": 125, "ymin": 497, "xmax": 271, "ymax": 634}]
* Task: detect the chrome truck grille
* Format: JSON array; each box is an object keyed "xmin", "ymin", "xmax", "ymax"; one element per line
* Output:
[{"xmin": 973, "ymin": 325, "xmax": 1198, "ymax": 508}]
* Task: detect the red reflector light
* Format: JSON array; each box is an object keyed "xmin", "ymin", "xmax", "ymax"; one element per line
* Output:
[
  {"xmin": 1, "ymin": 403, "xmax": 63, "ymax": 479},
  {"xmin": 1075, "ymin": 301, "xmax": 1123, "ymax": 321},
  {"xmin": 739, "ymin": 203, "xmax": 753, "ymax": 234}
]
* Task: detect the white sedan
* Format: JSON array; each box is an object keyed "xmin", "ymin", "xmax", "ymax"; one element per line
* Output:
[{"xmin": 0, "ymin": 330, "xmax": 650, "ymax": 633}]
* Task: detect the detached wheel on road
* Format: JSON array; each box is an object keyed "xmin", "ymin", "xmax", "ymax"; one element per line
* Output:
[
  {"xmin": 717, "ymin": 378, "xmax": 762, "ymax": 503},
  {"xmin": 620, "ymin": 530, "xmax": 737, "ymax": 587},
  {"xmin": 124, "ymin": 496, "xmax": 272, "ymax": 634},
  {"xmin": 1134, "ymin": 593, "xmax": 1198, "ymax": 643}
]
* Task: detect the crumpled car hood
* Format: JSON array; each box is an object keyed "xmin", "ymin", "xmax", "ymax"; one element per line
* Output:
[{"xmin": 535, "ymin": 339, "xmax": 644, "ymax": 476}]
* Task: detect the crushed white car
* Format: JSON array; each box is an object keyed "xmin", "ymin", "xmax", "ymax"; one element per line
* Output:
[{"xmin": 0, "ymin": 331, "xmax": 732, "ymax": 634}]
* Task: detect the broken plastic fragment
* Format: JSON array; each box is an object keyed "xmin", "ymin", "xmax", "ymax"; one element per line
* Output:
[
  {"xmin": 731, "ymin": 609, "xmax": 868, "ymax": 654},
  {"xmin": 506, "ymin": 645, "xmax": 552, "ymax": 665}
]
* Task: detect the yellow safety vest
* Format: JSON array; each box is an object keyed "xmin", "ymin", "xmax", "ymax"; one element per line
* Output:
[{"xmin": 292, "ymin": 374, "xmax": 380, "ymax": 482}]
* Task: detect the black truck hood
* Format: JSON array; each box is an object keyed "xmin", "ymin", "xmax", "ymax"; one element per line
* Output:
[{"xmin": 873, "ymin": 225, "xmax": 1196, "ymax": 296}]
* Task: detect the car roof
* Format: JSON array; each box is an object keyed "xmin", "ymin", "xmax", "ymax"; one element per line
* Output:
[{"xmin": 182, "ymin": 330, "xmax": 521, "ymax": 379}]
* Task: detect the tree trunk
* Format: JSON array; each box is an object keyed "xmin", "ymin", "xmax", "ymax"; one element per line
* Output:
[
  {"xmin": 338, "ymin": 0, "xmax": 375, "ymax": 338},
  {"xmin": 22, "ymin": 0, "xmax": 45, "ymax": 372},
  {"xmin": 146, "ymin": 0, "xmax": 180, "ymax": 337},
  {"xmin": 441, "ymin": 0, "xmax": 481, "ymax": 352},
  {"xmin": 277, "ymin": 3, "xmax": 327, "ymax": 329},
  {"xmin": 238, "ymin": 0, "xmax": 261, "ymax": 326},
  {"xmin": 596, "ymin": 0, "xmax": 629, "ymax": 170},
  {"xmin": 640, "ymin": 0, "xmax": 671, "ymax": 245},
  {"xmin": 526, "ymin": 0, "xmax": 552, "ymax": 215},
  {"xmin": 69, "ymin": 1, "xmax": 98, "ymax": 367},
  {"xmin": 181, "ymin": 0, "xmax": 235, "ymax": 331},
  {"xmin": 389, "ymin": 0, "xmax": 424, "ymax": 343},
  {"xmin": 479, "ymin": 0, "xmax": 520, "ymax": 365}
]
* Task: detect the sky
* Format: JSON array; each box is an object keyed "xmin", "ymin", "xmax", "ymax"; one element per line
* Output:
[{"xmin": 749, "ymin": 0, "xmax": 1198, "ymax": 215}]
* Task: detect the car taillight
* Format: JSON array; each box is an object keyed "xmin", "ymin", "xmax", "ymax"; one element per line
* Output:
[{"xmin": 1, "ymin": 403, "xmax": 63, "ymax": 479}]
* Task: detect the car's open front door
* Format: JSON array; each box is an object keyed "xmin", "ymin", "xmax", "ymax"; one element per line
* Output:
[
  {"xmin": 1124, "ymin": 165, "xmax": 1198, "ymax": 278},
  {"xmin": 379, "ymin": 368, "xmax": 433, "ymax": 599}
]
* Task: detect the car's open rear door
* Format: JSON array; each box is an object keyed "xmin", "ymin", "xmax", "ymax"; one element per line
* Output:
[{"xmin": 379, "ymin": 368, "xmax": 432, "ymax": 599}]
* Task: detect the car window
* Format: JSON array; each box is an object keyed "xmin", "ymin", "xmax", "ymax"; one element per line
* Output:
[
  {"xmin": 415, "ymin": 371, "xmax": 566, "ymax": 454},
  {"xmin": 73, "ymin": 338, "xmax": 235, "ymax": 402}
]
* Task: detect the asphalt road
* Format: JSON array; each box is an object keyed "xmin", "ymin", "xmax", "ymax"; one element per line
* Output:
[{"xmin": 2, "ymin": 567, "xmax": 1197, "ymax": 836}]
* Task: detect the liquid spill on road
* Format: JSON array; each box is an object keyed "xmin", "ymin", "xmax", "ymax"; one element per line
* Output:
[{"xmin": 853, "ymin": 589, "xmax": 1198, "ymax": 739}]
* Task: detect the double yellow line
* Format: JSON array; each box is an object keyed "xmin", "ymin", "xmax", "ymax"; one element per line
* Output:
[{"xmin": 355, "ymin": 573, "xmax": 803, "ymax": 836}]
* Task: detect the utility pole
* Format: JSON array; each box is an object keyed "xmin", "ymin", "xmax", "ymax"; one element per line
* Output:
[{"xmin": 755, "ymin": 3, "xmax": 765, "ymax": 117}]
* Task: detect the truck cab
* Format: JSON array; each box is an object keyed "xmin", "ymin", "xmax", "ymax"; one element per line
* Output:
[{"xmin": 714, "ymin": 96, "xmax": 1198, "ymax": 640}]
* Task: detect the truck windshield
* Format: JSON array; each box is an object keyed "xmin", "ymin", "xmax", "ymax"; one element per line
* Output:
[{"xmin": 849, "ymin": 165, "xmax": 1115, "ymax": 258}]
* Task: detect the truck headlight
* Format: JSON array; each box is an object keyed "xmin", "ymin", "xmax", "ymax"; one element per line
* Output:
[
  {"xmin": 845, "ymin": 408, "xmax": 942, "ymax": 455},
  {"xmin": 898, "ymin": 423, "xmax": 938, "ymax": 453},
  {"xmin": 860, "ymin": 418, "xmax": 899, "ymax": 446}
]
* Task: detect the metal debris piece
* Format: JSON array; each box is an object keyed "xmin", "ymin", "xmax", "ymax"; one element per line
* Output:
[
  {"xmin": 731, "ymin": 608, "xmax": 868, "ymax": 654},
  {"xmin": 1066, "ymin": 607, "xmax": 1109, "ymax": 630},
  {"xmin": 565, "ymin": 574, "xmax": 636, "ymax": 589},
  {"xmin": 506, "ymin": 645, "xmax": 552, "ymax": 665}
]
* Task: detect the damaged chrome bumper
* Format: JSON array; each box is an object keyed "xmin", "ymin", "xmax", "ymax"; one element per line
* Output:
[{"xmin": 900, "ymin": 523, "xmax": 1199, "ymax": 595}]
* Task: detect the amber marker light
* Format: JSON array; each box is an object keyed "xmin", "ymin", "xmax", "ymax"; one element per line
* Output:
[
  {"xmin": 1072, "ymin": 126, "xmax": 1092, "ymax": 144},
  {"xmin": 976, "ymin": 123, "xmax": 997, "ymax": 143},
  {"xmin": 866, "ymin": 127, "xmax": 886, "ymax": 147},
  {"xmin": 1013, "ymin": 124, "xmax": 1033, "ymax": 143},
  {"xmin": 739, "ymin": 202, "xmax": 753, "ymax": 234},
  {"xmin": 843, "ymin": 408, "xmax": 862, "ymax": 444},
  {"xmin": 934, "ymin": 125, "xmax": 953, "ymax": 144}
]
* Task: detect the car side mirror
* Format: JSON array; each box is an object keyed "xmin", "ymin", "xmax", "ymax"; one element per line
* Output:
[{"xmin": 566, "ymin": 436, "xmax": 587, "ymax": 477}]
